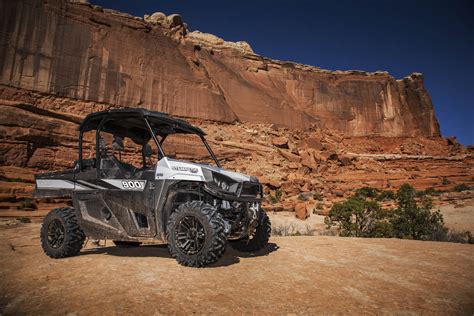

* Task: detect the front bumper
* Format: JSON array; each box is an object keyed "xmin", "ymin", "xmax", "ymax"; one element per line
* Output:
[{"xmin": 203, "ymin": 181, "xmax": 263, "ymax": 202}]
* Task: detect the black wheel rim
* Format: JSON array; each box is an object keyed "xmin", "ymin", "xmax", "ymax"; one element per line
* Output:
[
  {"xmin": 175, "ymin": 215, "xmax": 205, "ymax": 255},
  {"xmin": 47, "ymin": 219, "xmax": 65, "ymax": 249}
]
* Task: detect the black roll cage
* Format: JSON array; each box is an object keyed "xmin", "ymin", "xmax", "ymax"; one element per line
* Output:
[{"xmin": 77, "ymin": 109, "xmax": 221, "ymax": 172}]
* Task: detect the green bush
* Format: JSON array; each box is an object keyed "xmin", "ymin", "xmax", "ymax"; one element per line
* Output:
[
  {"xmin": 16, "ymin": 198, "xmax": 37, "ymax": 211},
  {"xmin": 391, "ymin": 185, "xmax": 444, "ymax": 240},
  {"xmin": 441, "ymin": 177, "xmax": 450, "ymax": 185},
  {"xmin": 16, "ymin": 217, "xmax": 31, "ymax": 223},
  {"xmin": 324, "ymin": 196, "xmax": 392, "ymax": 237},
  {"xmin": 453, "ymin": 184, "xmax": 471, "ymax": 192},
  {"xmin": 354, "ymin": 187, "xmax": 379, "ymax": 199},
  {"xmin": 297, "ymin": 193, "xmax": 309, "ymax": 201},
  {"xmin": 417, "ymin": 187, "xmax": 442, "ymax": 197},
  {"xmin": 325, "ymin": 183, "xmax": 453, "ymax": 242},
  {"xmin": 376, "ymin": 190, "xmax": 396, "ymax": 201},
  {"xmin": 268, "ymin": 189, "xmax": 282, "ymax": 204},
  {"xmin": 313, "ymin": 192, "xmax": 323, "ymax": 201}
]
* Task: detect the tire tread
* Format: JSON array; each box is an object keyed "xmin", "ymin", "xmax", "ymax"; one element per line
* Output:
[
  {"xmin": 167, "ymin": 201, "xmax": 227, "ymax": 267},
  {"xmin": 40, "ymin": 207, "xmax": 85, "ymax": 258}
]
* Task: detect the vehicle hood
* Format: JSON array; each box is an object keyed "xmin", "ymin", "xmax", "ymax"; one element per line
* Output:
[{"xmin": 156, "ymin": 157, "xmax": 258, "ymax": 183}]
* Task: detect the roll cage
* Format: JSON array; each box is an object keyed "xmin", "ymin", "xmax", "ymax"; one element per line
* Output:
[{"xmin": 78, "ymin": 108, "xmax": 221, "ymax": 171}]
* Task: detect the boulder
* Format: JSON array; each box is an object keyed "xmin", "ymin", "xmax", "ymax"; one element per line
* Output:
[
  {"xmin": 272, "ymin": 136, "xmax": 289, "ymax": 148},
  {"xmin": 167, "ymin": 14, "xmax": 184, "ymax": 28},
  {"xmin": 281, "ymin": 181, "xmax": 299, "ymax": 195},
  {"xmin": 295, "ymin": 202, "xmax": 310, "ymax": 220},
  {"xmin": 300, "ymin": 182, "xmax": 311, "ymax": 192},
  {"xmin": 145, "ymin": 12, "xmax": 167, "ymax": 24},
  {"xmin": 338, "ymin": 155, "xmax": 353, "ymax": 166},
  {"xmin": 261, "ymin": 177, "xmax": 281, "ymax": 189},
  {"xmin": 278, "ymin": 149, "xmax": 301, "ymax": 163},
  {"xmin": 333, "ymin": 190, "xmax": 345, "ymax": 197},
  {"xmin": 287, "ymin": 162, "xmax": 300, "ymax": 169},
  {"xmin": 297, "ymin": 137, "xmax": 323, "ymax": 150},
  {"xmin": 265, "ymin": 202, "xmax": 284, "ymax": 212},
  {"xmin": 287, "ymin": 173, "xmax": 301, "ymax": 181},
  {"xmin": 300, "ymin": 150, "xmax": 318, "ymax": 170}
]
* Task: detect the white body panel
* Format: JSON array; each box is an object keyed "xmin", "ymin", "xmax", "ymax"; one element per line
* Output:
[{"xmin": 155, "ymin": 157, "xmax": 251, "ymax": 182}]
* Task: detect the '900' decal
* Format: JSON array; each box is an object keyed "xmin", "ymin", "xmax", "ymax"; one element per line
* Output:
[
  {"xmin": 121, "ymin": 180, "xmax": 146, "ymax": 190},
  {"xmin": 102, "ymin": 179, "xmax": 146, "ymax": 190}
]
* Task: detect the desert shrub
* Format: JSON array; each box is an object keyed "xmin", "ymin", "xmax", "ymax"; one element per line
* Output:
[
  {"xmin": 316, "ymin": 202, "xmax": 324, "ymax": 210},
  {"xmin": 446, "ymin": 230, "xmax": 473, "ymax": 243},
  {"xmin": 428, "ymin": 228, "xmax": 473, "ymax": 244},
  {"xmin": 416, "ymin": 190, "xmax": 427, "ymax": 197},
  {"xmin": 297, "ymin": 193, "xmax": 309, "ymax": 201},
  {"xmin": 319, "ymin": 229, "xmax": 338, "ymax": 236},
  {"xmin": 272, "ymin": 223, "xmax": 316, "ymax": 236},
  {"xmin": 417, "ymin": 187, "xmax": 442, "ymax": 197},
  {"xmin": 272, "ymin": 222, "xmax": 295, "ymax": 236},
  {"xmin": 302, "ymin": 224, "xmax": 317, "ymax": 236},
  {"xmin": 376, "ymin": 190, "xmax": 396, "ymax": 201},
  {"xmin": 313, "ymin": 192, "xmax": 323, "ymax": 201},
  {"xmin": 390, "ymin": 184, "xmax": 445, "ymax": 240},
  {"xmin": 453, "ymin": 184, "xmax": 471, "ymax": 192},
  {"xmin": 0, "ymin": 176, "xmax": 25, "ymax": 183},
  {"xmin": 354, "ymin": 187, "xmax": 379, "ymax": 199},
  {"xmin": 441, "ymin": 177, "xmax": 450, "ymax": 185},
  {"xmin": 325, "ymin": 183, "xmax": 456, "ymax": 242},
  {"xmin": 16, "ymin": 198, "xmax": 37, "ymax": 210},
  {"xmin": 268, "ymin": 189, "xmax": 282, "ymax": 204},
  {"xmin": 16, "ymin": 217, "xmax": 31, "ymax": 223},
  {"xmin": 325, "ymin": 196, "xmax": 392, "ymax": 237}
]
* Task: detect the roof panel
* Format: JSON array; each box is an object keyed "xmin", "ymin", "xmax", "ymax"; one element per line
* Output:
[{"xmin": 79, "ymin": 108, "xmax": 205, "ymax": 139}]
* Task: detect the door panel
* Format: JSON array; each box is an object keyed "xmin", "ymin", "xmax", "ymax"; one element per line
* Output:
[{"xmin": 73, "ymin": 166, "xmax": 157, "ymax": 238}]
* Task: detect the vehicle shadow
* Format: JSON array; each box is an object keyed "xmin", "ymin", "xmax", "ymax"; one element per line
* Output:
[{"xmin": 80, "ymin": 242, "xmax": 279, "ymax": 268}]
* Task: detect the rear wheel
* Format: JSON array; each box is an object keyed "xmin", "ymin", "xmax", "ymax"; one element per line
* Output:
[
  {"xmin": 230, "ymin": 210, "xmax": 271, "ymax": 252},
  {"xmin": 40, "ymin": 207, "xmax": 85, "ymax": 258},
  {"xmin": 167, "ymin": 201, "xmax": 227, "ymax": 267}
]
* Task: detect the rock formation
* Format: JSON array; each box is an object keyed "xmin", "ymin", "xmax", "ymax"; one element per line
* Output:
[{"xmin": 0, "ymin": 0, "xmax": 440, "ymax": 136}]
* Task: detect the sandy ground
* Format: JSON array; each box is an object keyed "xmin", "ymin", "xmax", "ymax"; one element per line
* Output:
[
  {"xmin": 0, "ymin": 222, "xmax": 473, "ymax": 315},
  {"xmin": 438, "ymin": 202, "xmax": 474, "ymax": 232}
]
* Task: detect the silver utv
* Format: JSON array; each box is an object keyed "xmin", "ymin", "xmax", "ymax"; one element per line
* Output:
[{"xmin": 35, "ymin": 108, "xmax": 270, "ymax": 267}]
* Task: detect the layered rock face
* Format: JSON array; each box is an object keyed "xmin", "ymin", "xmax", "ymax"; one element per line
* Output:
[{"xmin": 0, "ymin": 0, "xmax": 440, "ymax": 137}]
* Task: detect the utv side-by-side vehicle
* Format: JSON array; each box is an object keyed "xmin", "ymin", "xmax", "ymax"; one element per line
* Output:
[{"xmin": 34, "ymin": 108, "xmax": 271, "ymax": 267}]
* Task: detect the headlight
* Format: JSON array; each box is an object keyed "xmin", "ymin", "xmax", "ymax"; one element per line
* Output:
[
  {"xmin": 217, "ymin": 179, "xmax": 230, "ymax": 191},
  {"xmin": 203, "ymin": 169, "xmax": 239, "ymax": 194}
]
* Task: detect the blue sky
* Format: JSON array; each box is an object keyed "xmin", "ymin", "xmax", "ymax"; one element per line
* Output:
[{"xmin": 91, "ymin": 0, "xmax": 473, "ymax": 145}]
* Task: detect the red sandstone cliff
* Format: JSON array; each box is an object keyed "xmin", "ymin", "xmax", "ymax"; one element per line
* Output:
[{"xmin": 0, "ymin": 0, "xmax": 440, "ymax": 137}]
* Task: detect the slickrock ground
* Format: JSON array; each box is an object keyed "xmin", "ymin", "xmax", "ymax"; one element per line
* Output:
[{"xmin": 0, "ymin": 222, "xmax": 473, "ymax": 314}]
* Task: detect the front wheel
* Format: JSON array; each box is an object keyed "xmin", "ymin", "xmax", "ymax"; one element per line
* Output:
[
  {"xmin": 230, "ymin": 210, "xmax": 271, "ymax": 252},
  {"xmin": 167, "ymin": 201, "xmax": 227, "ymax": 267},
  {"xmin": 40, "ymin": 207, "xmax": 85, "ymax": 258}
]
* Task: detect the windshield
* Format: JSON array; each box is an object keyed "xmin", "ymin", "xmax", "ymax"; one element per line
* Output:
[{"xmin": 159, "ymin": 133, "xmax": 219, "ymax": 167}]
